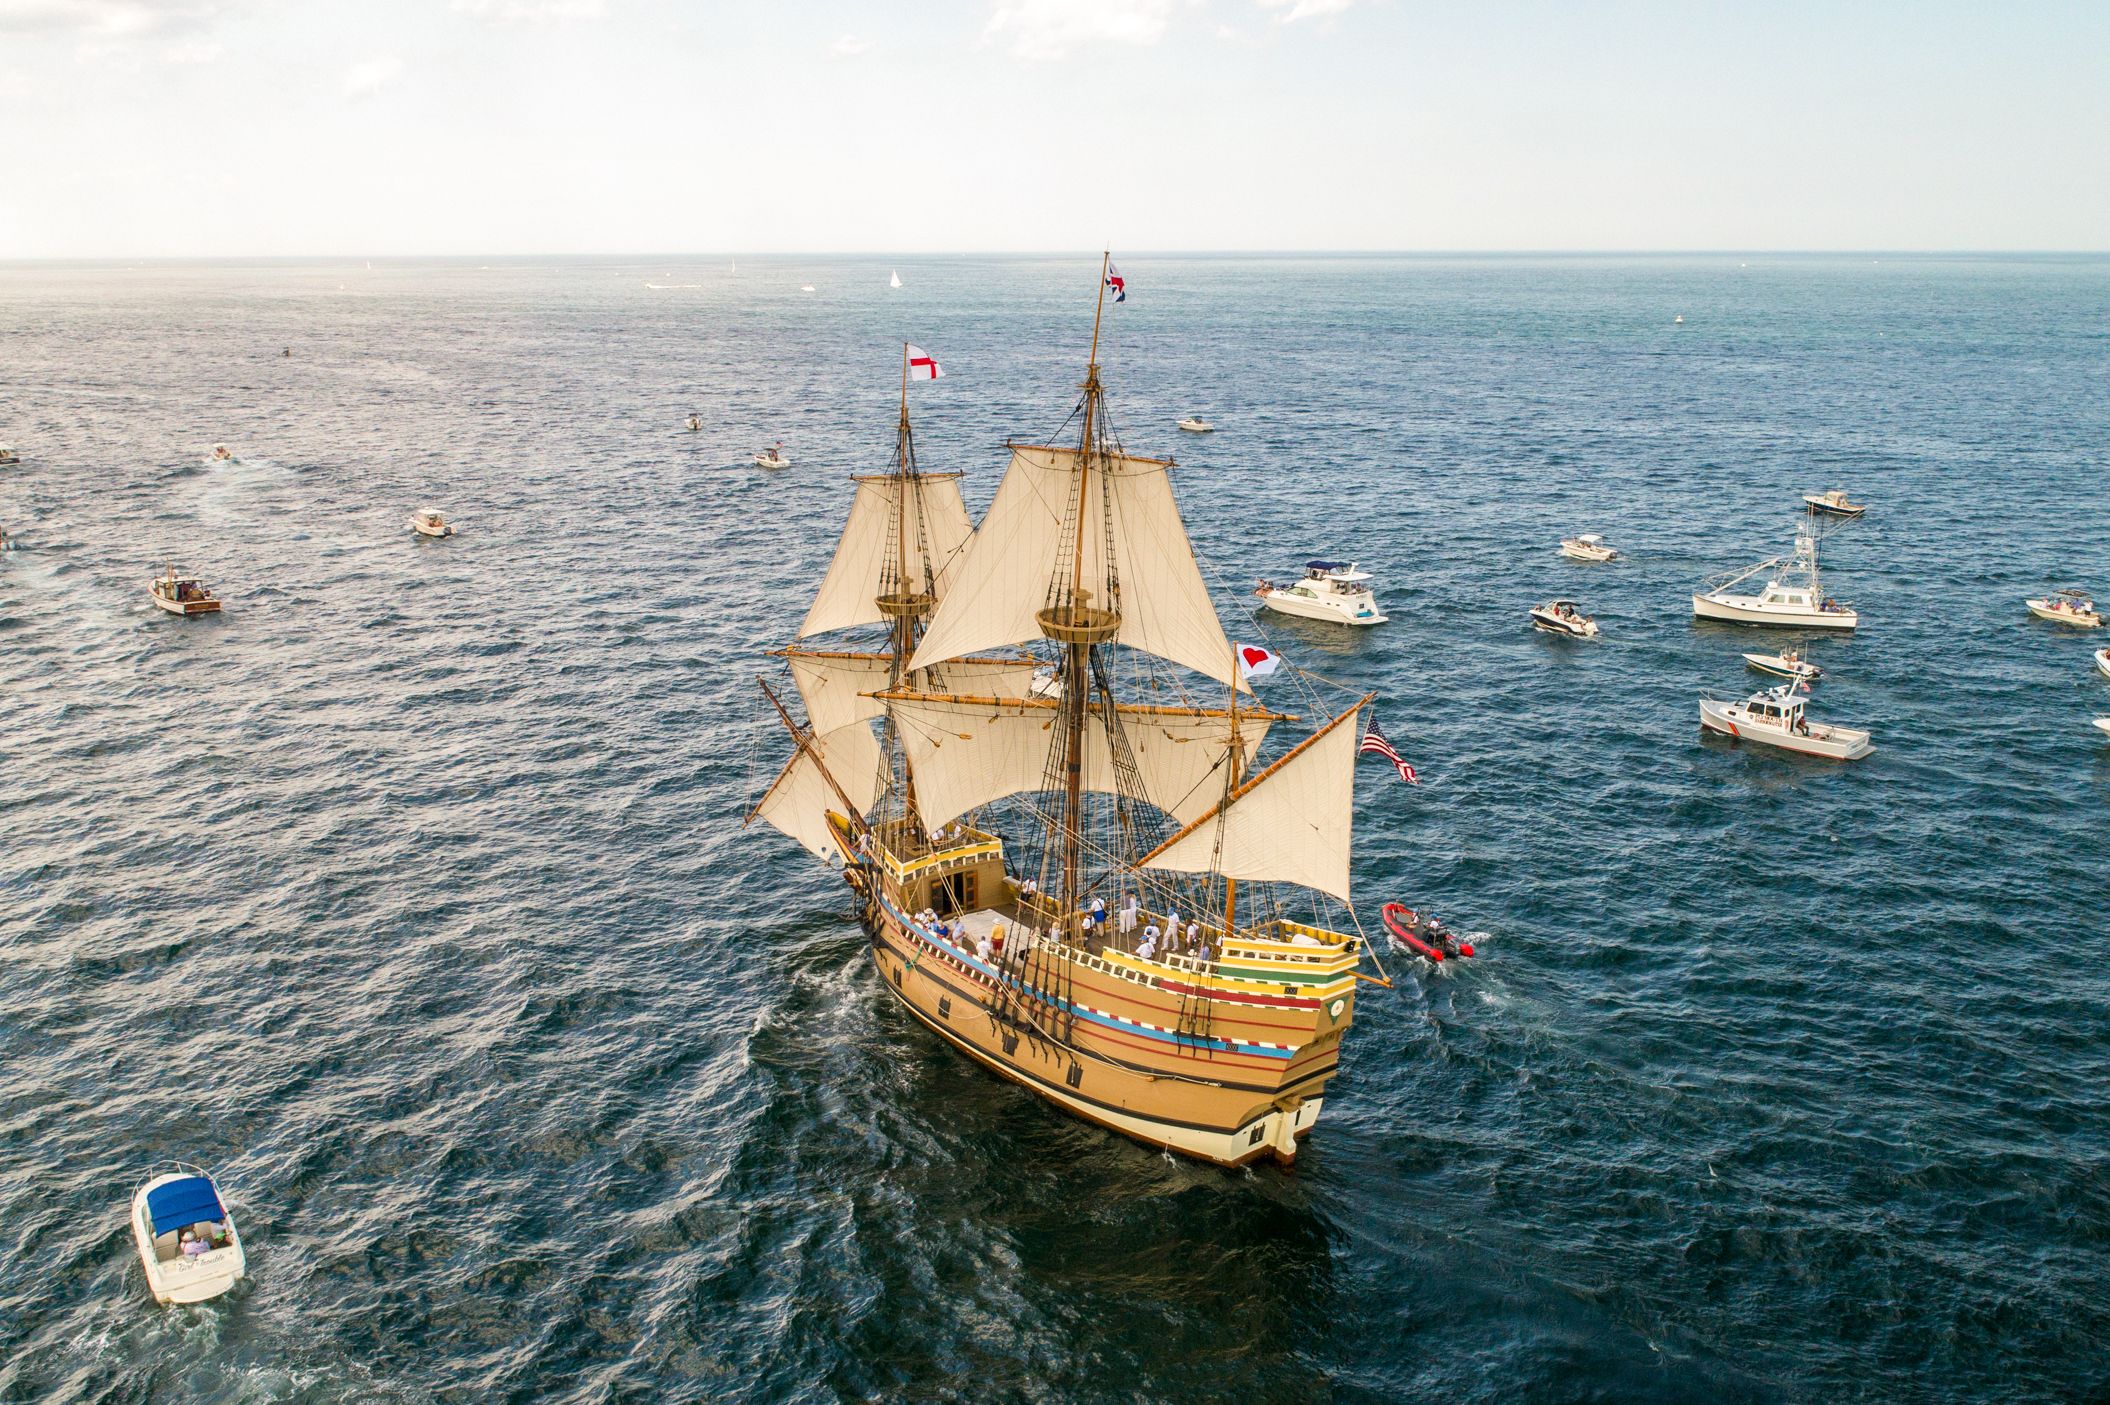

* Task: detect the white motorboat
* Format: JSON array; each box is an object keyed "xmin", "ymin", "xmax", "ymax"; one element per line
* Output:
[
  {"xmin": 2095, "ymin": 718, "xmax": 2110, "ymax": 738},
  {"xmin": 1177, "ymin": 416, "xmax": 1214, "ymax": 433},
  {"xmin": 1744, "ymin": 648, "xmax": 1821, "ymax": 682},
  {"xmin": 209, "ymin": 444, "xmax": 235, "ymax": 463},
  {"xmin": 1027, "ymin": 665, "xmax": 1062, "ymax": 700},
  {"xmin": 1559, "ymin": 533, "xmax": 1618, "ymax": 562},
  {"xmin": 410, "ymin": 509, "xmax": 455, "ymax": 538},
  {"xmin": 2026, "ymin": 589, "xmax": 2101, "ymax": 628},
  {"xmin": 799, "ymin": 284, "xmax": 816, "ymax": 293},
  {"xmin": 1256, "ymin": 561, "xmax": 1388, "ymax": 626},
  {"xmin": 150, "ymin": 567, "xmax": 221, "ymax": 616},
  {"xmin": 0, "ymin": 444, "xmax": 17, "ymax": 465},
  {"xmin": 1700, "ymin": 684, "xmax": 1872, "ymax": 760},
  {"xmin": 1529, "ymin": 599, "xmax": 1598, "ymax": 638},
  {"xmin": 2094, "ymin": 648, "xmax": 2110, "ymax": 679},
  {"xmin": 1674, "ymin": 314, "xmax": 1685, "ymax": 324},
  {"xmin": 685, "ymin": 413, "xmax": 702, "ymax": 432},
  {"xmin": 131, "ymin": 1166, "xmax": 246, "ymax": 1305},
  {"xmin": 1693, "ymin": 521, "xmax": 1857, "ymax": 629},
  {"xmin": 754, "ymin": 442, "xmax": 791, "ymax": 469},
  {"xmin": 1802, "ymin": 489, "xmax": 1866, "ymax": 518}
]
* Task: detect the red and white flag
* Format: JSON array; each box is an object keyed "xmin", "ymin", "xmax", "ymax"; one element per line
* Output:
[
  {"xmin": 906, "ymin": 344, "xmax": 944, "ymax": 380},
  {"xmin": 1360, "ymin": 716, "xmax": 1419, "ymax": 785},
  {"xmin": 1104, "ymin": 263, "xmax": 1126, "ymax": 303},
  {"xmin": 1235, "ymin": 643, "xmax": 1279, "ymax": 682}
]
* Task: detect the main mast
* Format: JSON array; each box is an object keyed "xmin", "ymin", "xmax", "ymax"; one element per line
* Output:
[
  {"xmin": 877, "ymin": 342, "xmax": 933, "ymax": 829},
  {"xmin": 1038, "ymin": 252, "xmax": 1121, "ymax": 931}
]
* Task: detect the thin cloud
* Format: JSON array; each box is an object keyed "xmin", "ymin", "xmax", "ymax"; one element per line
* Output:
[
  {"xmin": 983, "ymin": 0, "xmax": 1188, "ymax": 62},
  {"xmin": 1257, "ymin": 0, "xmax": 1353, "ymax": 22},
  {"xmin": 1, "ymin": 1, "xmax": 222, "ymax": 37},
  {"xmin": 342, "ymin": 54, "xmax": 405, "ymax": 99},
  {"xmin": 452, "ymin": 0, "xmax": 605, "ymax": 23},
  {"xmin": 831, "ymin": 33, "xmax": 869, "ymax": 57},
  {"xmin": 161, "ymin": 37, "xmax": 220, "ymax": 63}
]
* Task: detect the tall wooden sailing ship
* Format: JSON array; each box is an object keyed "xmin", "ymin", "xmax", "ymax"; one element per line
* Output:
[{"xmin": 751, "ymin": 258, "xmax": 1381, "ymax": 1166}]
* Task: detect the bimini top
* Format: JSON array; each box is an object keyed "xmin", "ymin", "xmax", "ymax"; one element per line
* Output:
[
  {"xmin": 1306, "ymin": 559, "xmax": 1347, "ymax": 571},
  {"xmin": 146, "ymin": 1176, "xmax": 225, "ymax": 1236}
]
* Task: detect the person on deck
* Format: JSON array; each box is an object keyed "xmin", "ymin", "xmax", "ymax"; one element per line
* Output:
[{"xmin": 1119, "ymin": 895, "xmax": 1138, "ymax": 935}]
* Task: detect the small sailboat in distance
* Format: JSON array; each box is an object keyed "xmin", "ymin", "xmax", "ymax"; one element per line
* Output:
[{"xmin": 890, "ymin": 270, "xmax": 902, "ymax": 289}]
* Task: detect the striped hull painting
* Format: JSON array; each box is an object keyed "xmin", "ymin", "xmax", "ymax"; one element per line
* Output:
[{"xmin": 857, "ymin": 893, "xmax": 1351, "ymax": 1166}]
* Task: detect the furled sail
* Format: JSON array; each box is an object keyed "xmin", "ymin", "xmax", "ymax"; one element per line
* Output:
[
  {"xmin": 880, "ymin": 692, "xmax": 1274, "ymax": 832},
  {"xmin": 783, "ymin": 651, "xmax": 1043, "ymax": 736},
  {"xmin": 751, "ymin": 722, "xmax": 882, "ymax": 859},
  {"xmin": 799, "ymin": 474, "xmax": 974, "ymax": 638},
  {"xmin": 1135, "ymin": 702, "xmax": 1364, "ymax": 903},
  {"xmin": 906, "ymin": 445, "xmax": 1246, "ymax": 691}
]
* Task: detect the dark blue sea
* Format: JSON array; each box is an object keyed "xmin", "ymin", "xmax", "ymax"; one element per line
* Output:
[{"xmin": 3, "ymin": 254, "xmax": 2107, "ymax": 1404}]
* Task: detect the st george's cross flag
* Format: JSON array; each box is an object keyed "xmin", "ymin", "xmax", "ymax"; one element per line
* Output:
[
  {"xmin": 1359, "ymin": 716, "xmax": 1419, "ymax": 785},
  {"xmin": 1104, "ymin": 263, "xmax": 1126, "ymax": 303},
  {"xmin": 1235, "ymin": 643, "xmax": 1279, "ymax": 682},
  {"xmin": 905, "ymin": 344, "xmax": 944, "ymax": 380}
]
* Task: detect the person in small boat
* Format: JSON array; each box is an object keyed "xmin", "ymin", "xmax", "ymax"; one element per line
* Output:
[{"xmin": 181, "ymin": 1230, "xmax": 208, "ymax": 1258}]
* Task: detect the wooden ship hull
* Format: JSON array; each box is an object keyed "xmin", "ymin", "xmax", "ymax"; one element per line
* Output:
[{"xmin": 826, "ymin": 815, "xmax": 1356, "ymax": 1166}]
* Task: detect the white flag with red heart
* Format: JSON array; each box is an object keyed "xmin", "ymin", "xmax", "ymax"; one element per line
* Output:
[{"xmin": 1236, "ymin": 644, "xmax": 1279, "ymax": 681}]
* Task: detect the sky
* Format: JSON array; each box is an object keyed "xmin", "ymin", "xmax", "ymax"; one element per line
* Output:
[{"xmin": 1, "ymin": 0, "xmax": 2106, "ymax": 257}]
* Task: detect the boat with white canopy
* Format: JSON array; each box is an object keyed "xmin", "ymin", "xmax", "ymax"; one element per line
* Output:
[
  {"xmin": 2026, "ymin": 588, "xmax": 2100, "ymax": 628},
  {"xmin": 2095, "ymin": 648, "xmax": 2110, "ymax": 679},
  {"xmin": 1177, "ymin": 416, "xmax": 1213, "ymax": 433},
  {"xmin": 1693, "ymin": 521, "xmax": 1857, "ymax": 629},
  {"xmin": 131, "ymin": 1165, "xmax": 245, "ymax": 1304},
  {"xmin": 1700, "ymin": 683, "xmax": 1872, "ymax": 760},
  {"xmin": 1559, "ymin": 533, "xmax": 1617, "ymax": 562},
  {"xmin": 0, "ymin": 444, "xmax": 17, "ymax": 466},
  {"xmin": 1257, "ymin": 561, "xmax": 1388, "ymax": 626},
  {"xmin": 1530, "ymin": 599, "xmax": 1598, "ymax": 637},
  {"xmin": 409, "ymin": 509, "xmax": 455, "ymax": 538},
  {"xmin": 754, "ymin": 442, "xmax": 791, "ymax": 469}
]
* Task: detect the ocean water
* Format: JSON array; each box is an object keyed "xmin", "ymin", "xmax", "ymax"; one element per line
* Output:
[{"xmin": 2, "ymin": 253, "xmax": 2107, "ymax": 1405}]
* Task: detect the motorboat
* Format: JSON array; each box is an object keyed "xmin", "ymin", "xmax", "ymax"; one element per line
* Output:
[
  {"xmin": 2096, "ymin": 718, "xmax": 2110, "ymax": 738},
  {"xmin": 1382, "ymin": 903, "xmax": 1473, "ymax": 962},
  {"xmin": 754, "ymin": 443, "xmax": 791, "ymax": 469},
  {"xmin": 1177, "ymin": 416, "xmax": 1214, "ymax": 433},
  {"xmin": 1802, "ymin": 489, "xmax": 1866, "ymax": 518},
  {"xmin": 1027, "ymin": 665, "xmax": 1062, "ymax": 700},
  {"xmin": 1744, "ymin": 648, "xmax": 1821, "ymax": 682},
  {"xmin": 1674, "ymin": 314, "xmax": 1685, "ymax": 324},
  {"xmin": 685, "ymin": 413, "xmax": 702, "ymax": 432},
  {"xmin": 409, "ymin": 509, "xmax": 455, "ymax": 538},
  {"xmin": 151, "ymin": 567, "xmax": 221, "ymax": 616},
  {"xmin": 1559, "ymin": 533, "xmax": 1618, "ymax": 562},
  {"xmin": 0, "ymin": 444, "xmax": 17, "ymax": 465},
  {"xmin": 1530, "ymin": 598, "xmax": 1598, "ymax": 638},
  {"xmin": 2026, "ymin": 589, "xmax": 2101, "ymax": 628},
  {"xmin": 131, "ymin": 1165, "xmax": 246, "ymax": 1305},
  {"xmin": 2095, "ymin": 647, "xmax": 2110, "ymax": 679},
  {"xmin": 1693, "ymin": 521, "xmax": 1857, "ymax": 629},
  {"xmin": 1256, "ymin": 560, "xmax": 1388, "ymax": 626},
  {"xmin": 799, "ymin": 284, "xmax": 816, "ymax": 293},
  {"xmin": 1700, "ymin": 684, "xmax": 1872, "ymax": 760},
  {"xmin": 209, "ymin": 444, "xmax": 235, "ymax": 463}
]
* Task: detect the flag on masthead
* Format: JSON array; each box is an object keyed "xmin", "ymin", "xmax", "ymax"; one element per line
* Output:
[
  {"xmin": 1236, "ymin": 644, "xmax": 1279, "ymax": 682},
  {"xmin": 905, "ymin": 344, "xmax": 944, "ymax": 380},
  {"xmin": 1104, "ymin": 263, "xmax": 1126, "ymax": 303}
]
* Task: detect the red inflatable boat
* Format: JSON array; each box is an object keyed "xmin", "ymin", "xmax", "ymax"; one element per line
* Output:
[{"xmin": 1383, "ymin": 902, "xmax": 1474, "ymax": 962}]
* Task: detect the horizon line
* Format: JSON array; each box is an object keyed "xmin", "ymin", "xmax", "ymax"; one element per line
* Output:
[{"xmin": 4, "ymin": 248, "xmax": 2108, "ymax": 266}]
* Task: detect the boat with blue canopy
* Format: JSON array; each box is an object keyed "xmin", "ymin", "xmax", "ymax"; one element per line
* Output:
[
  {"xmin": 130, "ymin": 1165, "xmax": 245, "ymax": 1304},
  {"xmin": 1256, "ymin": 559, "xmax": 1388, "ymax": 626}
]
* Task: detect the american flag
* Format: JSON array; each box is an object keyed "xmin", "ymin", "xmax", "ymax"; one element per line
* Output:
[{"xmin": 1359, "ymin": 716, "xmax": 1418, "ymax": 785}]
